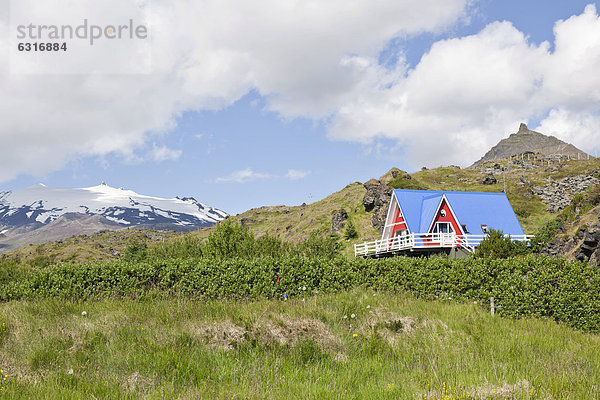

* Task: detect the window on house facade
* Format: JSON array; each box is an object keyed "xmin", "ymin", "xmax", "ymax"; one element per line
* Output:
[{"xmin": 432, "ymin": 222, "xmax": 454, "ymax": 234}]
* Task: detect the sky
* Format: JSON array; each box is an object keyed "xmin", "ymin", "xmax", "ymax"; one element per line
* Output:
[{"xmin": 1, "ymin": 0, "xmax": 599, "ymax": 214}]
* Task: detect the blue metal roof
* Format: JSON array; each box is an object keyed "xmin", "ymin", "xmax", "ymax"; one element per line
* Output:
[{"xmin": 393, "ymin": 189, "xmax": 525, "ymax": 235}]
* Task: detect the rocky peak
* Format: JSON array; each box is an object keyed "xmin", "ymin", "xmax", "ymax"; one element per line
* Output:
[
  {"xmin": 471, "ymin": 123, "xmax": 591, "ymax": 167},
  {"xmin": 517, "ymin": 123, "xmax": 529, "ymax": 134}
]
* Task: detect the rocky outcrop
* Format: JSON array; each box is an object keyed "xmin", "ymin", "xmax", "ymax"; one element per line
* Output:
[
  {"xmin": 576, "ymin": 227, "xmax": 600, "ymax": 264},
  {"xmin": 378, "ymin": 168, "xmax": 411, "ymax": 186},
  {"xmin": 331, "ymin": 209, "xmax": 348, "ymax": 233},
  {"xmin": 542, "ymin": 218, "xmax": 600, "ymax": 266},
  {"xmin": 363, "ymin": 179, "xmax": 393, "ymax": 231},
  {"xmin": 479, "ymin": 173, "xmax": 497, "ymax": 185},
  {"xmin": 471, "ymin": 123, "xmax": 591, "ymax": 167},
  {"xmin": 240, "ymin": 218, "xmax": 258, "ymax": 226},
  {"xmin": 533, "ymin": 175, "xmax": 599, "ymax": 212}
]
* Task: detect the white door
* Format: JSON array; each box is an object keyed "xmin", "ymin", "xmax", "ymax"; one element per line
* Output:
[{"xmin": 433, "ymin": 222, "xmax": 455, "ymax": 245}]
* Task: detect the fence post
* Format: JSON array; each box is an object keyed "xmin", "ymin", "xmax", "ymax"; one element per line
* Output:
[{"xmin": 490, "ymin": 297, "xmax": 495, "ymax": 316}]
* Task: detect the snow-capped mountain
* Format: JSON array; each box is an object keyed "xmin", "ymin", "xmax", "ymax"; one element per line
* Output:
[{"xmin": 0, "ymin": 183, "xmax": 228, "ymax": 232}]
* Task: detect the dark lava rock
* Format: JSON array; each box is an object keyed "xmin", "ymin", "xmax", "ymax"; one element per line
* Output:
[
  {"xmin": 480, "ymin": 174, "xmax": 497, "ymax": 185},
  {"xmin": 331, "ymin": 209, "xmax": 348, "ymax": 233},
  {"xmin": 363, "ymin": 179, "xmax": 393, "ymax": 231},
  {"xmin": 240, "ymin": 218, "xmax": 257, "ymax": 226}
]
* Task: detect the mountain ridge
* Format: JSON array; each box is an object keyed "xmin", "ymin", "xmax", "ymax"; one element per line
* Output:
[{"xmin": 0, "ymin": 182, "xmax": 227, "ymax": 253}]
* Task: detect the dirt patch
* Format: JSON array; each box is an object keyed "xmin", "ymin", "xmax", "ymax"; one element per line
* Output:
[
  {"xmin": 362, "ymin": 307, "xmax": 418, "ymax": 345},
  {"xmin": 255, "ymin": 317, "xmax": 343, "ymax": 358},
  {"xmin": 423, "ymin": 380, "xmax": 531, "ymax": 400},
  {"xmin": 469, "ymin": 380, "xmax": 530, "ymax": 399},
  {"xmin": 121, "ymin": 371, "xmax": 153, "ymax": 394},
  {"xmin": 257, "ymin": 317, "xmax": 340, "ymax": 347},
  {"xmin": 421, "ymin": 318, "xmax": 450, "ymax": 331},
  {"xmin": 190, "ymin": 317, "xmax": 345, "ymax": 359},
  {"xmin": 0, "ymin": 356, "xmax": 41, "ymax": 385},
  {"xmin": 190, "ymin": 321, "xmax": 247, "ymax": 351}
]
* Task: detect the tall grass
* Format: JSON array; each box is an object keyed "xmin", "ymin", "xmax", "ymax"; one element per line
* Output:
[{"xmin": 0, "ymin": 290, "xmax": 598, "ymax": 399}]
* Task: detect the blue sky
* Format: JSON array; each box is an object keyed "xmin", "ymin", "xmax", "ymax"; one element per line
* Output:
[{"xmin": 1, "ymin": 0, "xmax": 599, "ymax": 214}]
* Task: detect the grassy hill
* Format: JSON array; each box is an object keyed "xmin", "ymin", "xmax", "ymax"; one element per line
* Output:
[
  {"xmin": 214, "ymin": 182, "xmax": 379, "ymax": 242},
  {"xmin": 3, "ymin": 157, "xmax": 600, "ymax": 263},
  {"xmin": 0, "ymin": 289, "xmax": 598, "ymax": 399},
  {"xmin": 2, "ymin": 229, "xmax": 182, "ymax": 265}
]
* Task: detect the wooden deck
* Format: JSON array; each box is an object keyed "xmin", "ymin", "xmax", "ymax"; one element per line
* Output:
[{"xmin": 354, "ymin": 233, "xmax": 531, "ymax": 258}]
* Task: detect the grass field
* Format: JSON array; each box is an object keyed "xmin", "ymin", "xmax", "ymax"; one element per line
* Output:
[{"xmin": 1, "ymin": 289, "xmax": 598, "ymax": 399}]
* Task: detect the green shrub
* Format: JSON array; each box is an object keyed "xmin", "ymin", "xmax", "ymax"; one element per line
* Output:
[
  {"xmin": 141, "ymin": 221, "xmax": 339, "ymax": 261},
  {"xmin": 344, "ymin": 219, "xmax": 358, "ymax": 240},
  {"xmin": 3, "ymin": 255, "xmax": 600, "ymax": 333},
  {"xmin": 0, "ymin": 258, "xmax": 27, "ymax": 286},
  {"xmin": 530, "ymin": 218, "xmax": 563, "ymax": 253},
  {"xmin": 203, "ymin": 220, "xmax": 255, "ymax": 258},
  {"xmin": 293, "ymin": 233, "xmax": 341, "ymax": 259},
  {"xmin": 122, "ymin": 242, "xmax": 148, "ymax": 262},
  {"xmin": 254, "ymin": 235, "xmax": 290, "ymax": 258},
  {"xmin": 474, "ymin": 229, "xmax": 528, "ymax": 259},
  {"xmin": 29, "ymin": 255, "xmax": 55, "ymax": 269},
  {"xmin": 150, "ymin": 236, "xmax": 203, "ymax": 260},
  {"xmin": 585, "ymin": 184, "xmax": 600, "ymax": 206}
]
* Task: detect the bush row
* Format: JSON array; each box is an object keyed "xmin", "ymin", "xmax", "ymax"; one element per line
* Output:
[
  {"xmin": 2, "ymin": 255, "xmax": 600, "ymax": 332},
  {"xmin": 123, "ymin": 220, "xmax": 342, "ymax": 262}
]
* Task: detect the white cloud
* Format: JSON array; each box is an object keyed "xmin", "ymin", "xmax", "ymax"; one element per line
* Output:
[
  {"xmin": 327, "ymin": 21, "xmax": 551, "ymax": 166},
  {"xmin": 2, "ymin": 0, "xmax": 599, "ymax": 179},
  {"xmin": 535, "ymin": 109, "xmax": 600, "ymax": 157},
  {"xmin": 150, "ymin": 143, "xmax": 182, "ymax": 163},
  {"xmin": 285, "ymin": 169, "xmax": 310, "ymax": 180},
  {"xmin": 327, "ymin": 5, "xmax": 600, "ymax": 167},
  {"xmin": 0, "ymin": 0, "xmax": 470, "ymax": 181},
  {"xmin": 216, "ymin": 168, "xmax": 271, "ymax": 183}
]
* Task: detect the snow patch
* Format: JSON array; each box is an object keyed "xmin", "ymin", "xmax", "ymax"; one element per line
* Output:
[
  {"xmin": 104, "ymin": 216, "xmax": 131, "ymax": 225},
  {"xmin": 36, "ymin": 211, "xmax": 56, "ymax": 224}
]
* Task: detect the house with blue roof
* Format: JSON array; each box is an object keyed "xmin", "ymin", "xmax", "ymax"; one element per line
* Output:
[{"xmin": 355, "ymin": 189, "xmax": 528, "ymax": 258}]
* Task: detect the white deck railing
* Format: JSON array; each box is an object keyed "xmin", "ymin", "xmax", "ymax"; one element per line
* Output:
[{"xmin": 354, "ymin": 233, "xmax": 532, "ymax": 257}]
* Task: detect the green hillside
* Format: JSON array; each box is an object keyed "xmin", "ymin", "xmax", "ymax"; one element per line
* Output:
[{"xmin": 2, "ymin": 229, "xmax": 182, "ymax": 265}]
